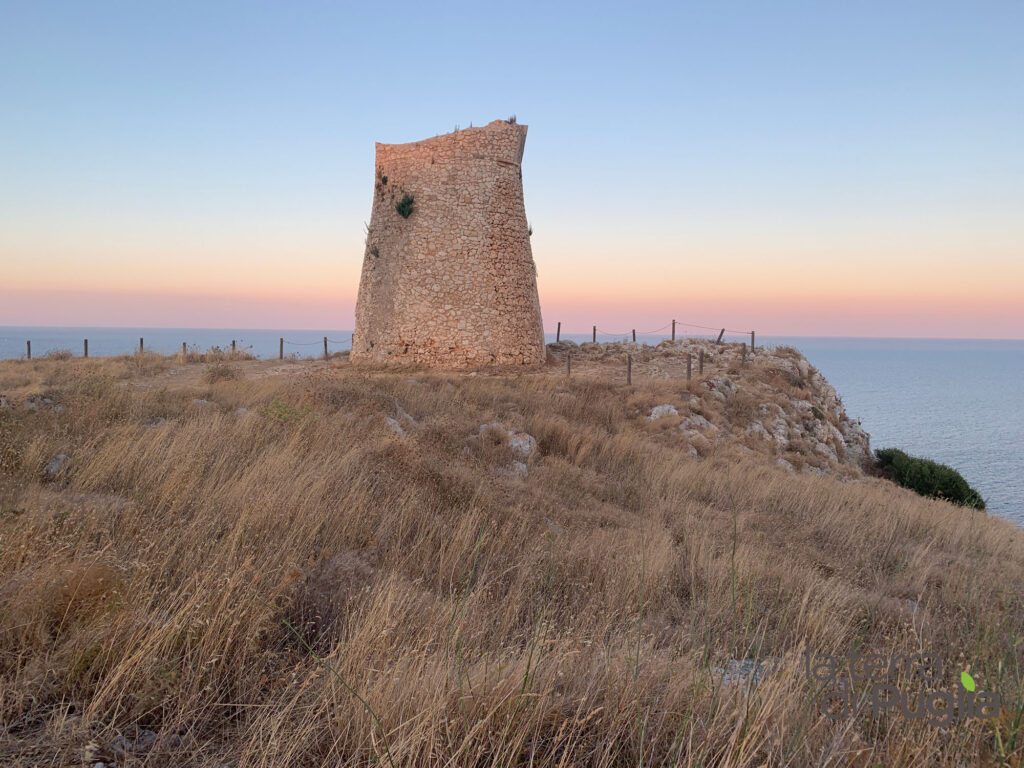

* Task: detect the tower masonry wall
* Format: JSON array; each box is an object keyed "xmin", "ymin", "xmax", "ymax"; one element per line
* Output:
[{"xmin": 351, "ymin": 119, "xmax": 545, "ymax": 368}]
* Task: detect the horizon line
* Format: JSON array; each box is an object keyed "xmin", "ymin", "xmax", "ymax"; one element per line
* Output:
[{"xmin": 1, "ymin": 323, "xmax": 1021, "ymax": 343}]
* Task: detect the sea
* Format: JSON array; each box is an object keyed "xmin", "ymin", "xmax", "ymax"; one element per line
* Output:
[{"xmin": 1, "ymin": 326, "xmax": 1021, "ymax": 524}]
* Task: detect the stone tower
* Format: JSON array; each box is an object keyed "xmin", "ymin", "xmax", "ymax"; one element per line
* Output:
[{"xmin": 351, "ymin": 119, "xmax": 545, "ymax": 368}]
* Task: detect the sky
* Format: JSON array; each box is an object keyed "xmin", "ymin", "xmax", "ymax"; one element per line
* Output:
[{"xmin": 1, "ymin": 1, "xmax": 1022, "ymax": 337}]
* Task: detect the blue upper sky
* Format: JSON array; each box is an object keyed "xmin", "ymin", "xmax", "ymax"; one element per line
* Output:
[{"xmin": 2, "ymin": 1, "xmax": 1022, "ymax": 335}]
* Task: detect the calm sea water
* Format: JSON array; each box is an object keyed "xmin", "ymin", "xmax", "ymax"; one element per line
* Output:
[
  {"xmin": 2, "ymin": 327, "xmax": 1021, "ymax": 522},
  {"xmin": 776, "ymin": 337, "xmax": 1024, "ymax": 524}
]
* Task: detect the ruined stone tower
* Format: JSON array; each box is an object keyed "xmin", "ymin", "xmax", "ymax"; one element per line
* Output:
[{"xmin": 351, "ymin": 119, "xmax": 545, "ymax": 368}]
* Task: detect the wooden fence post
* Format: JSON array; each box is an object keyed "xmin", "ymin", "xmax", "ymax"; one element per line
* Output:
[
  {"xmin": 84, "ymin": 339, "xmax": 88, "ymax": 358},
  {"xmin": 139, "ymin": 337, "xmax": 144, "ymax": 354},
  {"xmin": 751, "ymin": 331, "xmax": 755, "ymax": 352},
  {"xmin": 632, "ymin": 329, "xmax": 636, "ymax": 343},
  {"xmin": 556, "ymin": 322, "xmax": 561, "ymax": 342},
  {"xmin": 627, "ymin": 354, "xmax": 632, "ymax": 385},
  {"xmin": 182, "ymin": 342, "xmax": 187, "ymax": 358},
  {"xmin": 567, "ymin": 352, "xmax": 572, "ymax": 377},
  {"xmin": 279, "ymin": 338, "xmax": 284, "ymax": 360},
  {"xmin": 672, "ymin": 319, "xmax": 676, "ymax": 341},
  {"xmin": 323, "ymin": 337, "xmax": 329, "ymax": 361},
  {"xmin": 742, "ymin": 342, "xmax": 747, "ymax": 364},
  {"xmin": 231, "ymin": 340, "xmax": 236, "ymax": 354},
  {"xmin": 716, "ymin": 329, "xmax": 725, "ymax": 344},
  {"xmin": 687, "ymin": 353, "xmax": 692, "ymax": 381},
  {"xmin": 699, "ymin": 349, "xmax": 705, "ymax": 374},
  {"xmin": 26, "ymin": 340, "xmax": 31, "ymax": 360},
  {"xmin": 592, "ymin": 326, "xmax": 596, "ymax": 343}
]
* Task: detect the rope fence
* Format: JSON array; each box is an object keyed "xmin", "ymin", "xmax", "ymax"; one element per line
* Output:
[
  {"xmin": 552, "ymin": 318, "xmax": 759, "ymax": 384},
  {"xmin": 553, "ymin": 318, "xmax": 756, "ymax": 349},
  {"xmin": 5, "ymin": 334, "xmax": 357, "ymax": 362},
  {"xmin": 278, "ymin": 336, "xmax": 355, "ymax": 359},
  {"xmin": 6, "ymin": 319, "xmax": 754, "ymax": 363}
]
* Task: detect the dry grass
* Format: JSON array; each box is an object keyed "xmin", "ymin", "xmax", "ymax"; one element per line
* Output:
[
  {"xmin": 0, "ymin": 349, "xmax": 1022, "ymax": 766},
  {"xmin": 182, "ymin": 344, "xmax": 259, "ymax": 364},
  {"xmin": 202, "ymin": 362, "xmax": 241, "ymax": 384}
]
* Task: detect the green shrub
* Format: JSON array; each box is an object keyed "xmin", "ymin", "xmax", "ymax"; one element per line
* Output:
[
  {"xmin": 875, "ymin": 448, "xmax": 985, "ymax": 510},
  {"xmin": 395, "ymin": 193, "xmax": 414, "ymax": 219}
]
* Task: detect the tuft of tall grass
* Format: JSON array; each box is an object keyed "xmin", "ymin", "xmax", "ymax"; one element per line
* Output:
[{"xmin": 202, "ymin": 362, "xmax": 240, "ymax": 384}]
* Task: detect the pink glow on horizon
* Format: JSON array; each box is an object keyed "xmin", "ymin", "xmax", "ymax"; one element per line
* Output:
[
  {"xmin": 545, "ymin": 293, "xmax": 1024, "ymax": 339},
  {"xmin": 5, "ymin": 198, "xmax": 1023, "ymax": 339},
  {"xmin": 2, "ymin": 286, "xmax": 1022, "ymax": 339},
  {"xmin": 0, "ymin": 288, "xmax": 355, "ymax": 331}
]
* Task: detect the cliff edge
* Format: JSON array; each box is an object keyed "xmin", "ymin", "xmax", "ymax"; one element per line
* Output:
[{"xmin": 544, "ymin": 339, "xmax": 871, "ymax": 476}]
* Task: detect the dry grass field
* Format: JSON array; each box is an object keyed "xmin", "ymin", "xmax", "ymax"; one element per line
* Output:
[{"xmin": 1, "ymin": 345, "xmax": 1022, "ymax": 766}]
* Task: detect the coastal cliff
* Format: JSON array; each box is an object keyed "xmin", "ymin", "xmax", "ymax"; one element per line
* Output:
[{"xmin": 546, "ymin": 339, "xmax": 871, "ymax": 476}]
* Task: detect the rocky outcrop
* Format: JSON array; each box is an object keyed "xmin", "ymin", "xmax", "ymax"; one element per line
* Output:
[
  {"xmin": 559, "ymin": 340, "xmax": 871, "ymax": 475},
  {"xmin": 702, "ymin": 345, "xmax": 869, "ymax": 473}
]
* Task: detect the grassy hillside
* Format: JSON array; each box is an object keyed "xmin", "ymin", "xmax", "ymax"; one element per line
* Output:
[{"xmin": 0, "ymin": 346, "xmax": 1021, "ymax": 767}]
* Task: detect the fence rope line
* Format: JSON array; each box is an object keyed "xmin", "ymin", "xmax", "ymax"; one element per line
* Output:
[
  {"xmin": 5, "ymin": 322, "xmax": 756, "ymax": 362},
  {"xmin": 671, "ymin": 320, "xmax": 754, "ymax": 334},
  {"xmin": 595, "ymin": 323, "xmax": 672, "ymax": 337},
  {"xmin": 587, "ymin": 321, "xmax": 753, "ymax": 337},
  {"xmin": 673, "ymin": 322, "xmax": 721, "ymax": 332},
  {"xmin": 282, "ymin": 338, "xmax": 351, "ymax": 345}
]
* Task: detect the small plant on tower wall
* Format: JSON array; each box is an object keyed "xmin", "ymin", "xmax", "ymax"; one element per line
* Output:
[{"xmin": 395, "ymin": 192, "xmax": 414, "ymax": 219}]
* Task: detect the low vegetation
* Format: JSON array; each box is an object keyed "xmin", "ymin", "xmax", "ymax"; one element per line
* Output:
[
  {"xmin": 395, "ymin": 192, "xmax": 415, "ymax": 218},
  {"xmin": 182, "ymin": 344, "xmax": 257, "ymax": 364},
  {"xmin": 0, "ymin": 349, "xmax": 1019, "ymax": 766},
  {"xmin": 875, "ymin": 447, "xmax": 986, "ymax": 510},
  {"xmin": 201, "ymin": 362, "xmax": 240, "ymax": 384}
]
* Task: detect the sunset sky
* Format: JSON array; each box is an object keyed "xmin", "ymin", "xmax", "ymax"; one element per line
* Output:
[{"xmin": 2, "ymin": 1, "xmax": 1022, "ymax": 337}]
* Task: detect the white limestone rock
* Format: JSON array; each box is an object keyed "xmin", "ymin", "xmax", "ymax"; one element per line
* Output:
[
  {"xmin": 647, "ymin": 404, "xmax": 679, "ymax": 420},
  {"xmin": 679, "ymin": 414, "xmax": 716, "ymax": 433}
]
